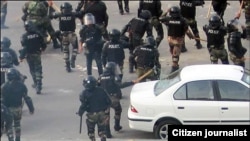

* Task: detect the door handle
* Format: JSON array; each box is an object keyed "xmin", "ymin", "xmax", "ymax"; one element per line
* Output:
[
  {"xmin": 177, "ymin": 107, "xmax": 184, "ymax": 109},
  {"xmin": 221, "ymin": 107, "xmax": 228, "ymax": 110}
]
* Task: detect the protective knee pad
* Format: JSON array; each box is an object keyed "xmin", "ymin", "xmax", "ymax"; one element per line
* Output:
[
  {"xmin": 63, "ymin": 52, "xmax": 69, "ymax": 60},
  {"xmin": 221, "ymin": 59, "xmax": 229, "ymax": 64},
  {"xmin": 172, "ymin": 56, "xmax": 179, "ymax": 64},
  {"xmin": 189, "ymin": 20, "xmax": 199, "ymax": 35}
]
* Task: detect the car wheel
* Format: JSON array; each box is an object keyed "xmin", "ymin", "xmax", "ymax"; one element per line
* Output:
[{"xmin": 154, "ymin": 120, "xmax": 178, "ymax": 139}]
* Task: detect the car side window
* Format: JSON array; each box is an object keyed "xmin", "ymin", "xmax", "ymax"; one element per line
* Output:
[
  {"xmin": 174, "ymin": 80, "xmax": 214, "ymax": 100},
  {"xmin": 217, "ymin": 80, "xmax": 250, "ymax": 101}
]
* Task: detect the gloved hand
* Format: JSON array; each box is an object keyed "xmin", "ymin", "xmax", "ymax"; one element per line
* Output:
[{"xmin": 77, "ymin": 109, "xmax": 85, "ymax": 117}]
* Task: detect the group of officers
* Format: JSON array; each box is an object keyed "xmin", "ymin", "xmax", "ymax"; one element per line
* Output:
[{"xmin": 1, "ymin": 0, "xmax": 250, "ymax": 141}]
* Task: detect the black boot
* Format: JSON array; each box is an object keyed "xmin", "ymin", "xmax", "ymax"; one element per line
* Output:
[
  {"xmin": 36, "ymin": 80, "xmax": 42, "ymax": 94},
  {"xmin": 181, "ymin": 42, "xmax": 187, "ymax": 53},
  {"xmin": 105, "ymin": 125, "xmax": 112, "ymax": 138},
  {"xmin": 195, "ymin": 41, "xmax": 202, "ymax": 49},
  {"xmin": 170, "ymin": 65, "xmax": 179, "ymax": 73},
  {"xmin": 70, "ymin": 56, "xmax": 76, "ymax": 68},
  {"xmin": 129, "ymin": 63, "xmax": 134, "ymax": 73},
  {"xmin": 114, "ymin": 119, "xmax": 122, "ymax": 131},
  {"xmin": 15, "ymin": 136, "xmax": 20, "ymax": 141},
  {"xmin": 66, "ymin": 61, "xmax": 71, "ymax": 72},
  {"xmin": 52, "ymin": 38, "xmax": 61, "ymax": 49}
]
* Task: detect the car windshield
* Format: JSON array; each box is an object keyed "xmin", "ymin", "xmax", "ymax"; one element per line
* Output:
[
  {"xmin": 242, "ymin": 69, "xmax": 250, "ymax": 85},
  {"xmin": 154, "ymin": 69, "xmax": 181, "ymax": 96}
]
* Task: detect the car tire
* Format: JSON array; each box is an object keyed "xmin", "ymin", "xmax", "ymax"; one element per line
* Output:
[{"xmin": 154, "ymin": 120, "xmax": 179, "ymax": 139}]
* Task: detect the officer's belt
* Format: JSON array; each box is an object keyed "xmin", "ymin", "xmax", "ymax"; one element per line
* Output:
[
  {"xmin": 137, "ymin": 66, "xmax": 152, "ymax": 69},
  {"xmin": 211, "ymin": 45, "xmax": 224, "ymax": 50},
  {"xmin": 61, "ymin": 31, "xmax": 74, "ymax": 36},
  {"xmin": 28, "ymin": 15, "xmax": 42, "ymax": 19},
  {"xmin": 88, "ymin": 110, "xmax": 105, "ymax": 115}
]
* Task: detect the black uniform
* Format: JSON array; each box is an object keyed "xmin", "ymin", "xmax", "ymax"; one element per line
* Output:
[
  {"xmin": 1, "ymin": 104, "xmax": 14, "ymax": 141},
  {"xmin": 133, "ymin": 39, "xmax": 160, "ymax": 81},
  {"xmin": 79, "ymin": 0, "xmax": 109, "ymax": 40},
  {"xmin": 160, "ymin": 6, "xmax": 193, "ymax": 72},
  {"xmin": 121, "ymin": 11, "xmax": 153, "ymax": 73},
  {"xmin": 51, "ymin": 3, "xmax": 81, "ymax": 72},
  {"xmin": 212, "ymin": 0, "xmax": 227, "ymax": 24},
  {"xmin": 19, "ymin": 21, "xmax": 46, "ymax": 94},
  {"xmin": 138, "ymin": 0, "xmax": 164, "ymax": 47},
  {"xmin": 1, "ymin": 0, "xmax": 8, "ymax": 29},
  {"xmin": 117, "ymin": 0, "xmax": 129, "ymax": 15},
  {"xmin": 227, "ymin": 19, "xmax": 247, "ymax": 67},
  {"xmin": 102, "ymin": 40, "xmax": 129, "ymax": 78},
  {"xmin": 203, "ymin": 16, "xmax": 229, "ymax": 64},
  {"xmin": 1, "ymin": 68, "xmax": 34, "ymax": 141},
  {"xmin": 79, "ymin": 24, "xmax": 104, "ymax": 76},
  {"xmin": 77, "ymin": 75, "xmax": 111, "ymax": 141},
  {"xmin": 179, "ymin": 0, "xmax": 204, "ymax": 51}
]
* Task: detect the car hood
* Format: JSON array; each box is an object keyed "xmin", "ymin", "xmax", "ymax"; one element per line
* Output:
[{"xmin": 130, "ymin": 80, "xmax": 158, "ymax": 99}]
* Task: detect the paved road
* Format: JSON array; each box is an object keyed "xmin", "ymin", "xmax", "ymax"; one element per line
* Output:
[{"xmin": 1, "ymin": 1, "xmax": 249, "ymax": 141}]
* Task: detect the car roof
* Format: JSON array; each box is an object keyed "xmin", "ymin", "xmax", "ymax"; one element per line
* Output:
[{"xmin": 180, "ymin": 64, "xmax": 244, "ymax": 81}]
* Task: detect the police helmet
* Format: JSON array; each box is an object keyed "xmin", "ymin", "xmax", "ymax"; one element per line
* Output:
[
  {"xmin": 83, "ymin": 75, "xmax": 97, "ymax": 90},
  {"xmin": 109, "ymin": 29, "xmax": 121, "ymax": 42},
  {"xmin": 24, "ymin": 20, "xmax": 35, "ymax": 32},
  {"xmin": 227, "ymin": 19, "xmax": 240, "ymax": 33},
  {"xmin": 104, "ymin": 62, "xmax": 117, "ymax": 75},
  {"xmin": 60, "ymin": 2, "xmax": 72, "ymax": 13},
  {"xmin": 1, "ymin": 52, "xmax": 13, "ymax": 68},
  {"xmin": 7, "ymin": 68, "xmax": 21, "ymax": 81},
  {"xmin": 169, "ymin": 6, "xmax": 181, "ymax": 18},
  {"xmin": 84, "ymin": 13, "xmax": 95, "ymax": 25},
  {"xmin": 1, "ymin": 36, "xmax": 11, "ymax": 49},
  {"xmin": 140, "ymin": 10, "xmax": 152, "ymax": 20},
  {"xmin": 209, "ymin": 15, "xmax": 222, "ymax": 29},
  {"xmin": 144, "ymin": 36, "xmax": 156, "ymax": 47}
]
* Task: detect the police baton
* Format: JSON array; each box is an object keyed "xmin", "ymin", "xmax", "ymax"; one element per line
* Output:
[
  {"xmin": 76, "ymin": 112, "xmax": 82, "ymax": 134},
  {"xmin": 206, "ymin": 1, "xmax": 212, "ymax": 18},
  {"xmin": 135, "ymin": 69, "xmax": 153, "ymax": 83}
]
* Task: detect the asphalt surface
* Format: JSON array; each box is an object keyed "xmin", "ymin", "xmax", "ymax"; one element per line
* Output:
[{"xmin": 1, "ymin": 1, "xmax": 249, "ymax": 141}]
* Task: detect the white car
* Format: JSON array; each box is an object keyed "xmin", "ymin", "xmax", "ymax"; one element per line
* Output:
[{"xmin": 128, "ymin": 64, "xmax": 250, "ymax": 139}]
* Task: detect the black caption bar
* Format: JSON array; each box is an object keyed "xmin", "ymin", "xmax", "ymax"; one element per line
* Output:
[{"xmin": 168, "ymin": 125, "xmax": 250, "ymax": 141}]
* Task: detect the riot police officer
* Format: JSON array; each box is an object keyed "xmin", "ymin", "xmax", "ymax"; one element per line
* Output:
[
  {"xmin": 22, "ymin": 0, "xmax": 60, "ymax": 49},
  {"xmin": 133, "ymin": 36, "xmax": 161, "ymax": 82},
  {"xmin": 227, "ymin": 19, "xmax": 247, "ymax": 67},
  {"xmin": 1, "ymin": 0, "xmax": 8, "ymax": 29},
  {"xmin": 1, "ymin": 103, "xmax": 14, "ymax": 141},
  {"xmin": 98, "ymin": 62, "xmax": 136, "ymax": 138},
  {"xmin": 78, "ymin": 0, "xmax": 109, "ymax": 40},
  {"xmin": 160, "ymin": 6, "xmax": 194, "ymax": 73},
  {"xmin": 179, "ymin": 0, "xmax": 204, "ymax": 52},
  {"xmin": 138, "ymin": 0, "xmax": 164, "ymax": 48},
  {"xmin": 51, "ymin": 2, "xmax": 81, "ymax": 72},
  {"xmin": 19, "ymin": 20, "xmax": 46, "ymax": 94},
  {"xmin": 203, "ymin": 15, "xmax": 229, "ymax": 64},
  {"xmin": 121, "ymin": 10, "xmax": 153, "ymax": 73},
  {"xmin": 236, "ymin": 0, "xmax": 250, "ymax": 40},
  {"xmin": 1, "ymin": 68, "xmax": 34, "ymax": 141},
  {"xmin": 117, "ymin": 0, "xmax": 129, "ymax": 15},
  {"xmin": 102, "ymin": 29, "xmax": 130, "ymax": 80},
  {"xmin": 1, "ymin": 37, "xmax": 20, "ymax": 67},
  {"xmin": 79, "ymin": 13, "xmax": 104, "ymax": 76},
  {"xmin": 212, "ymin": 0, "xmax": 228, "ymax": 25},
  {"xmin": 77, "ymin": 75, "xmax": 111, "ymax": 141}
]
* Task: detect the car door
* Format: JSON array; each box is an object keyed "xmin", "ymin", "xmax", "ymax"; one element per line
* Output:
[
  {"xmin": 173, "ymin": 80, "xmax": 220, "ymax": 125},
  {"xmin": 216, "ymin": 80, "xmax": 250, "ymax": 125}
]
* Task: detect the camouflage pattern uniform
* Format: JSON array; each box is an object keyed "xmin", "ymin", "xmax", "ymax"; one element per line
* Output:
[
  {"xmin": 78, "ymin": 76, "xmax": 111, "ymax": 141},
  {"xmin": 1, "ymin": 68, "xmax": 34, "ymax": 141},
  {"xmin": 1, "ymin": 104, "xmax": 14, "ymax": 141},
  {"xmin": 19, "ymin": 21, "xmax": 47, "ymax": 94},
  {"xmin": 22, "ymin": 0, "xmax": 60, "ymax": 49},
  {"xmin": 243, "ymin": 0, "xmax": 250, "ymax": 39}
]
